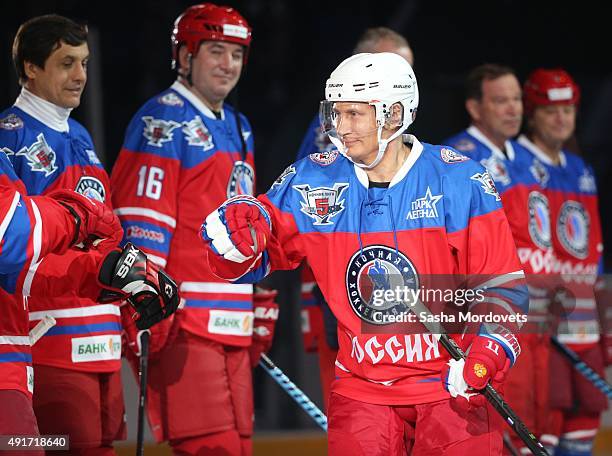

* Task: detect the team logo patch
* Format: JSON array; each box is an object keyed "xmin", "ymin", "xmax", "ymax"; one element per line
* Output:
[
  {"xmin": 182, "ymin": 116, "xmax": 215, "ymax": 150},
  {"xmin": 406, "ymin": 187, "xmax": 443, "ymax": 220},
  {"xmin": 578, "ymin": 169, "xmax": 597, "ymax": 193},
  {"xmin": 530, "ymin": 159, "xmax": 549, "ymax": 187},
  {"xmin": 309, "ymin": 150, "xmax": 339, "ymax": 166},
  {"xmin": 75, "ymin": 176, "xmax": 106, "ymax": 202},
  {"xmin": 85, "ymin": 149, "xmax": 101, "ymax": 165},
  {"xmin": 15, "ymin": 133, "xmax": 58, "ymax": 177},
  {"xmin": 142, "ymin": 116, "xmax": 180, "ymax": 147},
  {"xmin": 481, "ymin": 156, "xmax": 510, "ymax": 186},
  {"xmin": 0, "ymin": 113, "xmax": 23, "ymax": 130},
  {"xmin": 227, "ymin": 161, "xmax": 255, "ymax": 197},
  {"xmin": 293, "ymin": 183, "xmax": 348, "ymax": 225},
  {"xmin": 452, "ymin": 138, "xmax": 476, "ymax": 152},
  {"xmin": 440, "ymin": 147, "xmax": 469, "ymax": 163},
  {"xmin": 346, "ymin": 245, "xmax": 419, "ymax": 325},
  {"xmin": 272, "ymin": 165, "xmax": 296, "ymax": 188},
  {"xmin": 527, "ymin": 191, "xmax": 551, "ymax": 249},
  {"xmin": 557, "ymin": 201, "xmax": 590, "ymax": 259},
  {"xmin": 157, "ymin": 92, "xmax": 184, "ymax": 107},
  {"xmin": 471, "ymin": 170, "xmax": 500, "ymax": 201}
]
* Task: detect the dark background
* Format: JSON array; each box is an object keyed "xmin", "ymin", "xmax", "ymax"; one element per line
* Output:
[{"xmin": 2, "ymin": 0, "xmax": 611, "ymax": 431}]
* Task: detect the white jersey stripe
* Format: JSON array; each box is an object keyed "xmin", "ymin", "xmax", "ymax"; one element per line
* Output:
[
  {"xmin": 22, "ymin": 200, "xmax": 43, "ymax": 298},
  {"xmin": 114, "ymin": 207, "xmax": 176, "ymax": 228},
  {"xmin": 475, "ymin": 270, "xmax": 525, "ymax": 290},
  {"xmin": 0, "ymin": 335, "xmax": 31, "ymax": 345},
  {"xmin": 29, "ymin": 304, "xmax": 121, "ymax": 321},
  {"xmin": 180, "ymin": 282, "xmax": 253, "ymax": 294},
  {"xmin": 0, "ymin": 191, "xmax": 21, "ymax": 243}
]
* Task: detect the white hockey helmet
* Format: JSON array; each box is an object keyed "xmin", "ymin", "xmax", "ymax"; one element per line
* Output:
[{"xmin": 320, "ymin": 52, "xmax": 419, "ymax": 169}]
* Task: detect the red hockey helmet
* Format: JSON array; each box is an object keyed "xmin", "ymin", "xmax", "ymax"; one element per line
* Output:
[
  {"xmin": 171, "ymin": 3, "xmax": 252, "ymax": 69},
  {"xmin": 523, "ymin": 68, "xmax": 580, "ymax": 114}
]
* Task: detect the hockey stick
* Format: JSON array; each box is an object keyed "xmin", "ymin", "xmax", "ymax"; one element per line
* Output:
[
  {"xmin": 550, "ymin": 336, "xmax": 612, "ymax": 399},
  {"xmin": 29, "ymin": 315, "xmax": 56, "ymax": 345},
  {"xmin": 136, "ymin": 330, "xmax": 150, "ymax": 456},
  {"xmin": 406, "ymin": 298, "xmax": 548, "ymax": 456},
  {"xmin": 259, "ymin": 354, "xmax": 328, "ymax": 431}
]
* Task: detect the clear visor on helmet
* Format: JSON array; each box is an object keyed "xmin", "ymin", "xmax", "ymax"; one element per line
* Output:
[{"xmin": 319, "ymin": 100, "xmax": 382, "ymax": 139}]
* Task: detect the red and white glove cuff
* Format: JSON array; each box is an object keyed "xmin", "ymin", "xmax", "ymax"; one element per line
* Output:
[{"xmin": 478, "ymin": 324, "xmax": 520, "ymax": 366}]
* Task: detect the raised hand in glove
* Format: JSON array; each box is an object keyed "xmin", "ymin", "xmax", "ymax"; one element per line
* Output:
[
  {"xmin": 46, "ymin": 189, "xmax": 122, "ymax": 250},
  {"xmin": 97, "ymin": 242, "xmax": 179, "ymax": 330},
  {"xmin": 201, "ymin": 197, "xmax": 271, "ymax": 280},
  {"xmin": 249, "ymin": 286, "xmax": 279, "ymax": 367}
]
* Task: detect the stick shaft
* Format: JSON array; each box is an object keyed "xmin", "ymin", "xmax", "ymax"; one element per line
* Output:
[
  {"xmin": 259, "ymin": 354, "xmax": 328, "ymax": 431},
  {"xmin": 136, "ymin": 331, "xmax": 150, "ymax": 456}
]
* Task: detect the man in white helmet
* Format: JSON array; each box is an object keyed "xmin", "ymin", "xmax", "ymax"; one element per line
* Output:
[
  {"xmin": 201, "ymin": 53, "xmax": 528, "ymax": 454},
  {"xmin": 296, "ymin": 27, "xmax": 415, "ymax": 412}
]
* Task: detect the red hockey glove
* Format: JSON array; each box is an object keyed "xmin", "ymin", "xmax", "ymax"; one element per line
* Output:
[
  {"xmin": 47, "ymin": 189, "xmax": 122, "ymax": 250},
  {"xmin": 98, "ymin": 243, "xmax": 180, "ymax": 330},
  {"xmin": 201, "ymin": 198, "xmax": 271, "ymax": 280},
  {"xmin": 249, "ymin": 286, "xmax": 279, "ymax": 367},
  {"xmin": 442, "ymin": 334, "xmax": 511, "ymax": 408},
  {"xmin": 121, "ymin": 304, "xmax": 182, "ymax": 359}
]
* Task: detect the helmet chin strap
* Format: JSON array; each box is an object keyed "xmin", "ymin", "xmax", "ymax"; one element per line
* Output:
[{"xmin": 329, "ymin": 125, "xmax": 407, "ymax": 170}]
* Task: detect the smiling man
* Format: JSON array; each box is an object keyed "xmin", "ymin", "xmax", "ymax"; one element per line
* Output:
[
  {"xmin": 0, "ymin": 14, "xmax": 129, "ymax": 455},
  {"xmin": 201, "ymin": 53, "xmax": 528, "ymax": 455},
  {"xmin": 111, "ymin": 4, "xmax": 278, "ymax": 455}
]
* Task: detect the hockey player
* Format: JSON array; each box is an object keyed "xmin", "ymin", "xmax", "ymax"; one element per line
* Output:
[
  {"xmin": 444, "ymin": 64, "xmax": 557, "ymax": 453},
  {"xmin": 518, "ymin": 69, "xmax": 606, "ymax": 456},
  {"xmin": 111, "ymin": 4, "xmax": 277, "ymax": 454},
  {"xmin": 0, "ymin": 151, "xmax": 179, "ymax": 442},
  {"xmin": 0, "ymin": 14, "xmax": 178, "ymax": 453},
  {"xmin": 297, "ymin": 27, "xmax": 415, "ymax": 410},
  {"xmin": 202, "ymin": 52, "xmax": 528, "ymax": 455}
]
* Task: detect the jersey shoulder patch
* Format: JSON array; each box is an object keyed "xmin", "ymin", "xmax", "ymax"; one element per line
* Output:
[
  {"xmin": 440, "ymin": 147, "xmax": 469, "ymax": 164},
  {"xmin": 308, "ymin": 150, "xmax": 339, "ymax": 166},
  {"xmin": 157, "ymin": 92, "xmax": 184, "ymax": 107},
  {"xmin": 0, "ymin": 113, "xmax": 24, "ymax": 130}
]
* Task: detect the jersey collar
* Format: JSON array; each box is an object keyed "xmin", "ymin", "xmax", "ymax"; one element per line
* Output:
[
  {"xmin": 467, "ymin": 125, "xmax": 516, "ymax": 161},
  {"xmin": 14, "ymin": 88, "xmax": 71, "ymax": 132},
  {"xmin": 171, "ymin": 80, "xmax": 225, "ymax": 121},
  {"xmin": 517, "ymin": 134, "xmax": 567, "ymax": 167},
  {"xmin": 354, "ymin": 134, "xmax": 424, "ymax": 189}
]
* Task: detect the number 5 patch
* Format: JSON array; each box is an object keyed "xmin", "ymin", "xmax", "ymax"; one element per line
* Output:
[{"xmin": 293, "ymin": 183, "xmax": 349, "ymax": 225}]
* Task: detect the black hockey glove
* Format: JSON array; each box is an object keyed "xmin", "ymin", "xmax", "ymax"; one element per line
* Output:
[{"xmin": 97, "ymin": 243, "xmax": 180, "ymax": 330}]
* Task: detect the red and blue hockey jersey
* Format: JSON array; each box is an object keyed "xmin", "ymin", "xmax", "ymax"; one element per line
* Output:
[
  {"xmin": 0, "ymin": 89, "xmax": 122, "ymax": 374},
  {"xmin": 445, "ymin": 126, "xmax": 554, "ymax": 325},
  {"xmin": 222, "ymin": 136, "xmax": 528, "ymax": 404},
  {"xmin": 518, "ymin": 135, "xmax": 603, "ymax": 349},
  {"xmin": 112, "ymin": 81, "xmax": 256, "ymax": 346}
]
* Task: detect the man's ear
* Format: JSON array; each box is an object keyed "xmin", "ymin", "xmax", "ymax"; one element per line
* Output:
[
  {"xmin": 177, "ymin": 45, "xmax": 190, "ymax": 76},
  {"xmin": 465, "ymin": 98, "xmax": 481, "ymax": 123},
  {"xmin": 384, "ymin": 103, "xmax": 404, "ymax": 130},
  {"xmin": 24, "ymin": 61, "xmax": 41, "ymax": 81}
]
